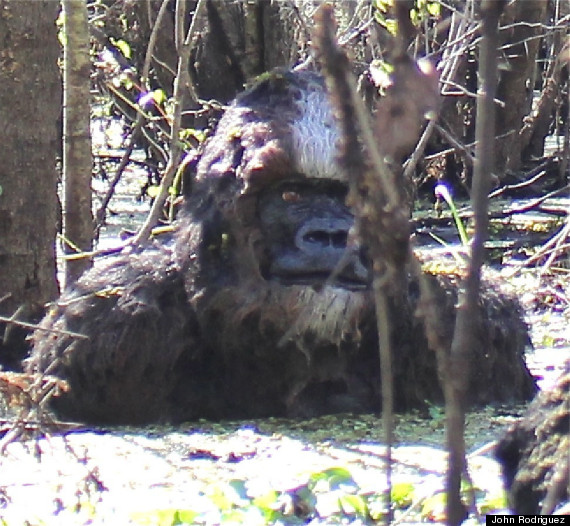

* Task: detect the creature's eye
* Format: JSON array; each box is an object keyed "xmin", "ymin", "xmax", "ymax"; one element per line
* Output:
[{"xmin": 281, "ymin": 191, "xmax": 301, "ymax": 203}]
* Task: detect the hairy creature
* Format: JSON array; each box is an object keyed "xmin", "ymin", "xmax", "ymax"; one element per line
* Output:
[
  {"xmin": 496, "ymin": 366, "xmax": 569, "ymax": 515},
  {"xmin": 28, "ymin": 70, "xmax": 536, "ymax": 424}
]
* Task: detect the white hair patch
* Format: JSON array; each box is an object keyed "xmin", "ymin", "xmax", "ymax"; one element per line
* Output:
[
  {"xmin": 290, "ymin": 89, "xmax": 345, "ymax": 181},
  {"xmin": 279, "ymin": 285, "xmax": 366, "ymax": 347}
]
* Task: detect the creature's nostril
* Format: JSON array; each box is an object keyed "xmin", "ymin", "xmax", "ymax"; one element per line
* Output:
[
  {"xmin": 302, "ymin": 230, "xmax": 348, "ymax": 248},
  {"xmin": 303, "ymin": 231, "xmax": 332, "ymax": 246},
  {"xmin": 297, "ymin": 218, "xmax": 352, "ymax": 251},
  {"xmin": 331, "ymin": 231, "xmax": 347, "ymax": 248}
]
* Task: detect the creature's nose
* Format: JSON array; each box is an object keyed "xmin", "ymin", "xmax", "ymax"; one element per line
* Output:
[
  {"xmin": 301, "ymin": 227, "xmax": 348, "ymax": 250},
  {"xmin": 294, "ymin": 218, "xmax": 369, "ymax": 286},
  {"xmin": 296, "ymin": 218, "xmax": 351, "ymax": 254}
]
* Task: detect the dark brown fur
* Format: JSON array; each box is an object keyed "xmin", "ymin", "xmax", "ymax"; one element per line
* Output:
[
  {"xmin": 27, "ymin": 71, "xmax": 537, "ymax": 424},
  {"xmin": 496, "ymin": 366, "xmax": 569, "ymax": 514}
]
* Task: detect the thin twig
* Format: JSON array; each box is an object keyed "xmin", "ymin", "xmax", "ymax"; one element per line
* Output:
[
  {"xmin": 446, "ymin": 2, "xmax": 504, "ymax": 524},
  {"xmin": 314, "ymin": 4, "xmax": 440, "ymax": 523},
  {"xmin": 0, "ymin": 316, "xmax": 88, "ymax": 340},
  {"xmin": 403, "ymin": 119, "xmax": 437, "ymax": 181},
  {"xmin": 94, "ymin": 0, "xmax": 170, "ymax": 232},
  {"xmin": 132, "ymin": 0, "xmax": 206, "ymax": 247}
]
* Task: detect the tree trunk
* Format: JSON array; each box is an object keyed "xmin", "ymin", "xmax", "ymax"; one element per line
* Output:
[
  {"xmin": 125, "ymin": 0, "xmax": 373, "ymax": 105},
  {"xmin": 495, "ymin": 0, "xmax": 547, "ymax": 173},
  {"xmin": 0, "ymin": 0, "xmax": 60, "ymax": 365},
  {"xmin": 62, "ymin": 0, "xmax": 93, "ymax": 286}
]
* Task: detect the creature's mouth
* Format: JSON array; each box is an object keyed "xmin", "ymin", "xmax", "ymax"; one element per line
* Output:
[
  {"xmin": 267, "ymin": 244, "xmax": 371, "ymax": 291},
  {"xmin": 271, "ymin": 271, "xmax": 370, "ymax": 291}
]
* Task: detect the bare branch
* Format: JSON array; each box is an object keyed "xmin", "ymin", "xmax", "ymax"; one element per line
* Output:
[
  {"xmin": 133, "ymin": 0, "xmax": 206, "ymax": 247},
  {"xmin": 95, "ymin": 0, "xmax": 171, "ymax": 233},
  {"xmin": 314, "ymin": 5, "xmax": 440, "ymax": 524},
  {"xmin": 446, "ymin": 1, "xmax": 506, "ymax": 524}
]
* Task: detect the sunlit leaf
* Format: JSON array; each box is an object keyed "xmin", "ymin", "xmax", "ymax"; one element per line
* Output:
[
  {"xmin": 180, "ymin": 128, "xmax": 207, "ymax": 143},
  {"xmin": 147, "ymin": 185, "xmax": 161, "ymax": 198},
  {"xmin": 130, "ymin": 508, "xmax": 200, "ymax": 526},
  {"xmin": 152, "ymin": 88, "xmax": 167, "ymax": 105},
  {"xmin": 207, "ymin": 484, "xmax": 234, "ymax": 511},
  {"xmin": 206, "ymin": 479, "xmax": 252, "ymax": 515},
  {"xmin": 421, "ymin": 491, "xmax": 447, "ymax": 522},
  {"xmin": 120, "ymin": 72, "xmax": 134, "ymax": 91},
  {"xmin": 427, "ymin": 2, "xmax": 441, "ymax": 17},
  {"xmin": 220, "ymin": 506, "xmax": 265, "ymax": 525},
  {"xmin": 366, "ymin": 494, "xmax": 387, "ymax": 521},
  {"xmin": 434, "ymin": 184, "xmax": 469, "ymax": 245},
  {"xmin": 309, "ymin": 467, "xmax": 356, "ymax": 492},
  {"xmin": 391, "ymin": 481, "xmax": 415, "ymax": 507},
  {"xmin": 410, "ymin": 8, "xmax": 420, "ymax": 26},
  {"xmin": 252, "ymin": 489, "xmax": 280, "ymax": 511},
  {"xmin": 95, "ymin": 286, "xmax": 125, "ymax": 298},
  {"xmin": 339, "ymin": 493, "xmax": 369, "ymax": 517},
  {"xmin": 480, "ymin": 490, "xmax": 508, "ymax": 514},
  {"xmin": 110, "ymin": 37, "xmax": 132, "ymax": 59},
  {"xmin": 138, "ymin": 89, "xmax": 166, "ymax": 109},
  {"xmin": 373, "ymin": 0, "xmax": 393, "ymax": 14},
  {"xmin": 382, "ymin": 18, "xmax": 398, "ymax": 35}
]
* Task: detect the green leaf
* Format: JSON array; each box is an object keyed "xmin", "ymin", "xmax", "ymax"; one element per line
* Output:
[
  {"xmin": 207, "ymin": 484, "xmax": 234, "ymax": 511},
  {"xmin": 252, "ymin": 489, "xmax": 280, "ymax": 511},
  {"xmin": 427, "ymin": 2, "xmax": 441, "ymax": 17},
  {"xmin": 339, "ymin": 493, "xmax": 369, "ymax": 517},
  {"xmin": 120, "ymin": 72, "xmax": 134, "ymax": 91},
  {"xmin": 421, "ymin": 491, "xmax": 447, "ymax": 522},
  {"xmin": 179, "ymin": 128, "xmax": 207, "ymax": 144},
  {"xmin": 130, "ymin": 508, "xmax": 200, "ymax": 526},
  {"xmin": 424, "ymin": 398, "xmax": 445, "ymax": 422},
  {"xmin": 435, "ymin": 184, "xmax": 470, "ymax": 245},
  {"xmin": 410, "ymin": 8, "xmax": 421, "ymax": 26},
  {"xmin": 139, "ymin": 89, "xmax": 167, "ymax": 109},
  {"xmin": 366, "ymin": 494, "xmax": 387, "ymax": 521},
  {"xmin": 391, "ymin": 481, "xmax": 415, "ymax": 508},
  {"xmin": 380, "ymin": 17, "xmax": 398, "ymax": 36},
  {"xmin": 309, "ymin": 467, "xmax": 356, "ymax": 492},
  {"xmin": 152, "ymin": 88, "xmax": 166, "ymax": 105},
  {"xmin": 373, "ymin": 0, "xmax": 393, "ymax": 14},
  {"xmin": 480, "ymin": 490, "xmax": 508, "ymax": 514},
  {"xmin": 147, "ymin": 185, "xmax": 161, "ymax": 198},
  {"xmin": 207, "ymin": 479, "xmax": 251, "ymax": 513},
  {"xmin": 220, "ymin": 506, "xmax": 266, "ymax": 525},
  {"xmin": 110, "ymin": 37, "xmax": 132, "ymax": 59}
]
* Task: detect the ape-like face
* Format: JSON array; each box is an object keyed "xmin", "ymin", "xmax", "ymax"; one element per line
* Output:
[
  {"xmin": 177, "ymin": 70, "xmax": 373, "ymax": 333},
  {"xmin": 257, "ymin": 179, "xmax": 368, "ymax": 289},
  {"xmin": 173, "ymin": 71, "xmax": 377, "ymax": 415}
]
